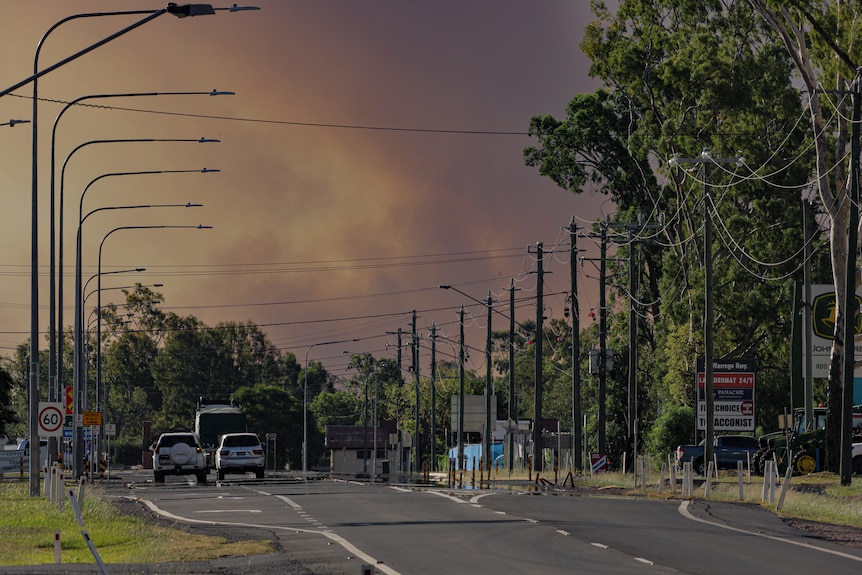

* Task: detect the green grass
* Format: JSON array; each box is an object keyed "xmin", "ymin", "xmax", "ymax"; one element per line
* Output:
[
  {"xmin": 0, "ymin": 481, "xmax": 273, "ymax": 566},
  {"xmin": 480, "ymin": 466, "xmax": 862, "ymax": 528}
]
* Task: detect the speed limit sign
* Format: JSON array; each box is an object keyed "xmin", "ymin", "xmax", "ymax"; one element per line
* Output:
[{"xmin": 38, "ymin": 402, "xmax": 64, "ymax": 437}]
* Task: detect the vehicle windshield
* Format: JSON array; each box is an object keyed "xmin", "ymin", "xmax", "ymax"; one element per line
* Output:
[
  {"xmin": 223, "ymin": 435, "xmax": 259, "ymax": 448},
  {"xmin": 159, "ymin": 435, "xmax": 196, "ymax": 448}
]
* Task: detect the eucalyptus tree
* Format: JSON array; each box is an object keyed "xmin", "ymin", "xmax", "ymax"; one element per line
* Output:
[
  {"xmin": 525, "ymin": 1, "xmax": 819, "ymax": 454},
  {"xmin": 749, "ymin": 0, "xmax": 862, "ymax": 475}
]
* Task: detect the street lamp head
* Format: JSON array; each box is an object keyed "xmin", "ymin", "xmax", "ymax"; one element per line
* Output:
[
  {"xmin": 438, "ymin": 285, "xmax": 451, "ymax": 290},
  {"xmin": 8, "ymin": 119, "xmax": 30, "ymax": 127},
  {"xmin": 209, "ymin": 89, "xmax": 235, "ymax": 96},
  {"xmin": 198, "ymin": 137, "xmax": 221, "ymax": 143},
  {"xmin": 185, "ymin": 202, "xmax": 204, "ymax": 208},
  {"xmin": 135, "ymin": 267, "xmax": 146, "ymax": 272},
  {"xmin": 228, "ymin": 4, "xmax": 261, "ymax": 12},
  {"xmin": 197, "ymin": 225, "xmax": 214, "ymax": 229},
  {"xmin": 201, "ymin": 168, "xmax": 220, "ymax": 173},
  {"xmin": 167, "ymin": 4, "xmax": 216, "ymax": 18}
]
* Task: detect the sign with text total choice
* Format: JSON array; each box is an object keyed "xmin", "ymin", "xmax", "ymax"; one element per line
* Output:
[{"xmin": 696, "ymin": 358, "xmax": 756, "ymax": 432}]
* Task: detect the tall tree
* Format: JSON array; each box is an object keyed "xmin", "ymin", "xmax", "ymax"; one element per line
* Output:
[
  {"xmin": 526, "ymin": 0, "xmax": 820, "ymax": 457},
  {"xmin": 749, "ymin": 0, "xmax": 860, "ymax": 475}
]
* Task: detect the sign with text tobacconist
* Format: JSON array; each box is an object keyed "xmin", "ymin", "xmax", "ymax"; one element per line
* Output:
[{"xmin": 696, "ymin": 358, "xmax": 755, "ymax": 432}]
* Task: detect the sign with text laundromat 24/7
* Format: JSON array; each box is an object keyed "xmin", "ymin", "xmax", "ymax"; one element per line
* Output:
[
  {"xmin": 810, "ymin": 284, "xmax": 862, "ymax": 378},
  {"xmin": 696, "ymin": 358, "xmax": 755, "ymax": 432}
]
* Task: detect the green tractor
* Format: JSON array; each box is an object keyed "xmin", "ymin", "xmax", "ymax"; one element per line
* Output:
[{"xmin": 753, "ymin": 406, "xmax": 862, "ymax": 476}]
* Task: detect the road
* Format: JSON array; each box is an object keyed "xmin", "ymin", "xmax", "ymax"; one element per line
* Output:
[{"xmin": 117, "ymin": 474, "xmax": 862, "ymax": 575}]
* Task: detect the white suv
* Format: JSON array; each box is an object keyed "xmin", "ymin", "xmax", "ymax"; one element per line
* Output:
[
  {"xmin": 215, "ymin": 433, "xmax": 265, "ymax": 480},
  {"xmin": 152, "ymin": 432, "xmax": 208, "ymax": 484}
]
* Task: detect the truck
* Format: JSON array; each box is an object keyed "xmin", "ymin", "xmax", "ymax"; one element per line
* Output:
[
  {"xmin": 194, "ymin": 398, "xmax": 247, "ymax": 470},
  {"xmin": 675, "ymin": 434, "xmax": 760, "ymax": 476},
  {"xmin": 752, "ymin": 406, "xmax": 862, "ymax": 476}
]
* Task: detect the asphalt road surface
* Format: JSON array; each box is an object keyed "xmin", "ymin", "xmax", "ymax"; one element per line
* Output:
[{"xmin": 7, "ymin": 471, "xmax": 862, "ymax": 574}]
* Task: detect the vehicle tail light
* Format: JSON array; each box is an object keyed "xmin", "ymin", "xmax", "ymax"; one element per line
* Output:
[
  {"xmin": 253, "ymin": 449, "xmax": 263, "ymax": 456},
  {"xmin": 220, "ymin": 450, "xmax": 229, "ymax": 457}
]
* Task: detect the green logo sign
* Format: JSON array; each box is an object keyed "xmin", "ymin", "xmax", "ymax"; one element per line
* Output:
[{"xmin": 811, "ymin": 292, "xmax": 862, "ymax": 340}]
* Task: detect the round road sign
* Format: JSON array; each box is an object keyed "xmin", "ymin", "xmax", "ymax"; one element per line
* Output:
[{"xmin": 38, "ymin": 402, "xmax": 64, "ymax": 437}]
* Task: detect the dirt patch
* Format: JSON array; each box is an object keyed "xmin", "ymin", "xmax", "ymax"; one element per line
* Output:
[{"xmin": 783, "ymin": 517, "xmax": 862, "ymax": 548}]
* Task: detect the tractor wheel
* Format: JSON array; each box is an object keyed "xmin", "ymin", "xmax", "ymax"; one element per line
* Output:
[{"xmin": 793, "ymin": 452, "xmax": 817, "ymax": 475}]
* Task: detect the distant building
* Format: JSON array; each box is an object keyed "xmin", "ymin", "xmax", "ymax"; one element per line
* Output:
[{"xmin": 325, "ymin": 422, "xmax": 398, "ymax": 478}]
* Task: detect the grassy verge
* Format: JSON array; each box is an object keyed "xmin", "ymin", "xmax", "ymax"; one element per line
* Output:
[
  {"xmin": 0, "ymin": 481, "xmax": 273, "ymax": 566},
  {"xmin": 481, "ymin": 467, "xmax": 862, "ymax": 528}
]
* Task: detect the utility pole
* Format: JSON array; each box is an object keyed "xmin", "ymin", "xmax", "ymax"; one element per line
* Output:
[
  {"xmin": 609, "ymin": 215, "xmax": 663, "ymax": 473},
  {"xmin": 430, "ymin": 323, "xmax": 437, "ymax": 472},
  {"xmin": 412, "ymin": 310, "xmax": 420, "ymax": 474},
  {"xmin": 669, "ymin": 149, "xmax": 743, "ymax": 471},
  {"xmin": 504, "ymin": 278, "xmax": 520, "ymax": 472},
  {"xmin": 386, "ymin": 327, "xmax": 404, "ymax": 474},
  {"xmin": 803, "ymin": 199, "xmax": 814, "ymax": 428},
  {"xmin": 599, "ymin": 225, "xmax": 608, "ymax": 455},
  {"xmin": 569, "ymin": 218, "xmax": 582, "ymax": 470},
  {"xmin": 458, "ymin": 304, "xmax": 466, "ymax": 471},
  {"xmin": 484, "ymin": 290, "xmax": 493, "ymax": 473},
  {"xmin": 532, "ymin": 242, "xmax": 545, "ymax": 472},
  {"xmin": 581, "ymin": 225, "xmax": 620, "ymax": 456}
]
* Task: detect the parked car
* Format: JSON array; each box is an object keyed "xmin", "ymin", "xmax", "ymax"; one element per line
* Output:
[
  {"xmin": 151, "ymin": 432, "xmax": 207, "ymax": 484},
  {"xmin": 676, "ymin": 434, "xmax": 760, "ymax": 475},
  {"xmin": 215, "ymin": 432, "xmax": 264, "ymax": 480}
]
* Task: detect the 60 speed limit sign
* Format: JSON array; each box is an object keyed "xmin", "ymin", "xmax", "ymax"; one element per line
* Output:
[{"xmin": 38, "ymin": 402, "xmax": 64, "ymax": 437}]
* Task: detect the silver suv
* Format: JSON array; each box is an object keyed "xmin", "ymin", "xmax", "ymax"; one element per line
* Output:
[
  {"xmin": 215, "ymin": 432, "xmax": 265, "ymax": 480},
  {"xmin": 152, "ymin": 432, "xmax": 208, "ymax": 484}
]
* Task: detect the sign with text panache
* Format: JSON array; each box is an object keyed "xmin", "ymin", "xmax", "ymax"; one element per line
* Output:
[
  {"xmin": 696, "ymin": 358, "xmax": 755, "ymax": 432},
  {"xmin": 809, "ymin": 285, "xmax": 862, "ymax": 378}
]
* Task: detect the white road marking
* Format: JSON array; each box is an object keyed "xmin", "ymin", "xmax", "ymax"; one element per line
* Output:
[
  {"xmin": 678, "ymin": 500, "xmax": 862, "ymax": 562},
  {"xmin": 556, "ymin": 529, "xmax": 570, "ymax": 536},
  {"xmin": 195, "ymin": 509, "xmax": 261, "ymax": 514},
  {"xmin": 591, "ymin": 543, "xmax": 609, "ymax": 549},
  {"xmin": 635, "ymin": 557, "xmax": 654, "ymax": 565},
  {"xmin": 275, "ymin": 495, "xmax": 302, "ymax": 509},
  {"xmin": 135, "ymin": 497, "xmax": 403, "ymax": 575}
]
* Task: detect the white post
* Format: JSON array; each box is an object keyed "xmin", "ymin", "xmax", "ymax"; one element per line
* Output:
[
  {"xmin": 703, "ymin": 461, "xmax": 714, "ymax": 499},
  {"xmin": 669, "ymin": 455, "xmax": 677, "ymax": 495}
]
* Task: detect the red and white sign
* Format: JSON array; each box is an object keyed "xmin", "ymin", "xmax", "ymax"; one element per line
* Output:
[
  {"xmin": 696, "ymin": 359, "xmax": 756, "ymax": 432},
  {"xmin": 38, "ymin": 402, "xmax": 64, "ymax": 437},
  {"xmin": 590, "ymin": 453, "xmax": 608, "ymax": 474}
]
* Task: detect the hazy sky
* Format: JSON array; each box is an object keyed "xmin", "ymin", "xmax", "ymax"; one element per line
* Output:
[{"xmin": 0, "ymin": 1, "xmax": 614, "ymax": 380}]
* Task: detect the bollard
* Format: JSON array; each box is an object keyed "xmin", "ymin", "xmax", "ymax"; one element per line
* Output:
[
  {"xmin": 669, "ymin": 458, "xmax": 677, "ymax": 495},
  {"xmin": 703, "ymin": 461, "xmax": 714, "ymax": 499},
  {"xmin": 54, "ymin": 530, "xmax": 61, "ymax": 564},
  {"xmin": 737, "ymin": 460, "xmax": 744, "ymax": 501}
]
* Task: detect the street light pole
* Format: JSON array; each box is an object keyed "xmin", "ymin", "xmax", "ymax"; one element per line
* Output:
[
  {"xmin": 440, "ymin": 285, "xmax": 502, "ymax": 472},
  {"xmin": 50, "ymin": 94, "xmax": 226, "ymax": 398},
  {"xmin": 669, "ymin": 149, "xmax": 744, "ymax": 469},
  {"xmin": 7, "ymin": 2, "xmax": 256, "ymax": 497},
  {"xmin": 92, "ymin": 224, "xmax": 211, "ymax": 473},
  {"xmin": 72, "ymin": 170, "xmax": 214, "ymax": 478},
  {"xmin": 302, "ymin": 338, "xmax": 359, "ymax": 477}
]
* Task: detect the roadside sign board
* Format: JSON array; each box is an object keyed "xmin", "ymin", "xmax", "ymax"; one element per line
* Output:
[
  {"xmin": 696, "ymin": 358, "xmax": 755, "ymax": 432},
  {"xmin": 82, "ymin": 411, "xmax": 102, "ymax": 426},
  {"xmin": 37, "ymin": 402, "xmax": 64, "ymax": 437}
]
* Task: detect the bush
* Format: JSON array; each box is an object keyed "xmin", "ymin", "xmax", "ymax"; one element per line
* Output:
[{"xmin": 646, "ymin": 404, "xmax": 695, "ymax": 458}]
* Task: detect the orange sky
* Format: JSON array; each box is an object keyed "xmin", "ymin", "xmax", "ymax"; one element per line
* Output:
[{"xmin": 0, "ymin": 1, "xmax": 613, "ymax": 380}]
